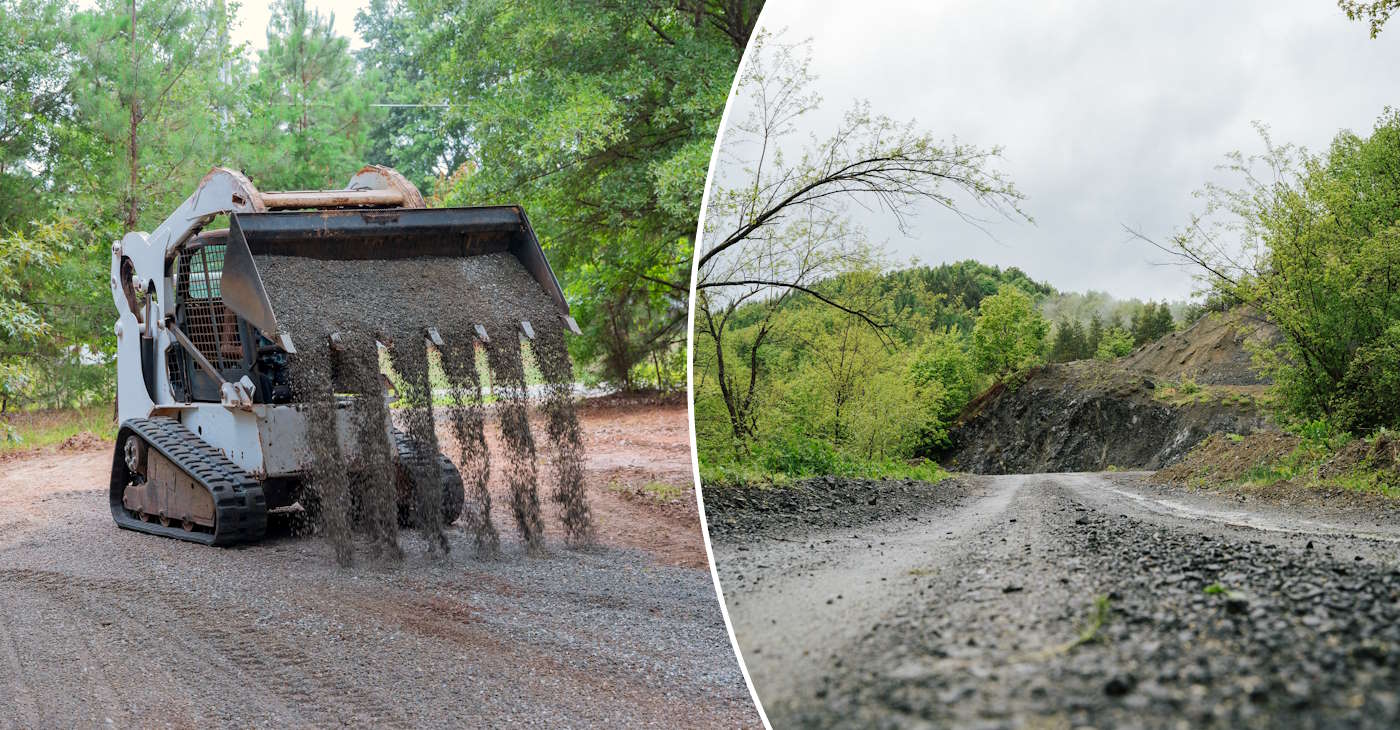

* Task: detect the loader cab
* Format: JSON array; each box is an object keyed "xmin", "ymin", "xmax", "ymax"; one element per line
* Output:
[{"xmin": 165, "ymin": 230, "xmax": 291, "ymax": 405}]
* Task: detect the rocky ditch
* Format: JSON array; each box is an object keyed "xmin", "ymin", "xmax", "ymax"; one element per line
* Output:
[
  {"xmin": 255, "ymin": 252, "xmax": 590, "ymax": 565},
  {"xmin": 703, "ymin": 476, "xmax": 970, "ymax": 541}
]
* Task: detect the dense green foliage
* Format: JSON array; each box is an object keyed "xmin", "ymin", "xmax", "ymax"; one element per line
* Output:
[
  {"xmin": 1043, "ymin": 296, "xmax": 1188, "ymax": 364},
  {"xmin": 1096, "ymin": 325, "xmax": 1136, "ymax": 360},
  {"xmin": 1164, "ymin": 112, "xmax": 1400, "ymax": 435},
  {"xmin": 0, "ymin": 0, "xmax": 752, "ymax": 416},
  {"xmin": 0, "ymin": 0, "xmax": 72, "ymax": 229},
  {"xmin": 392, "ymin": 0, "xmax": 759, "ymax": 388},
  {"xmin": 0, "ymin": 220, "xmax": 108, "ymax": 409},
  {"xmin": 240, "ymin": 1, "xmax": 385, "ymax": 190},
  {"xmin": 68, "ymin": 0, "xmax": 232, "ymax": 231},
  {"xmin": 698, "ymin": 261, "xmax": 1045, "ymax": 480},
  {"xmin": 971, "ymin": 286, "xmax": 1048, "ymax": 378}
]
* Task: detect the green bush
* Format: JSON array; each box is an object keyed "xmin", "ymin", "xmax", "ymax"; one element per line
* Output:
[
  {"xmin": 758, "ymin": 431, "xmax": 842, "ymax": 476},
  {"xmin": 1094, "ymin": 327, "xmax": 1134, "ymax": 360},
  {"xmin": 1175, "ymin": 112, "xmax": 1400, "ymax": 434}
]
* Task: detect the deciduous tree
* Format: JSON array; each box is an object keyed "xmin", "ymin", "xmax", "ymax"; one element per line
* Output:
[
  {"xmin": 1135, "ymin": 112, "xmax": 1400, "ymax": 431},
  {"xmin": 696, "ymin": 33, "xmax": 1026, "ymax": 445},
  {"xmin": 402, "ymin": 0, "xmax": 760, "ymax": 387},
  {"xmin": 1339, "ymin": 0, "xmax": 1398, "ymax": 36},
  {"xmin": 971, "ymin": 285, "xmax": 1048, "ymax": 379}
]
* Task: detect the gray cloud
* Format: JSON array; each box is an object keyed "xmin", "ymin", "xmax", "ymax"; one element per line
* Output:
[{"xmin": 731, "ymin": 0, "xmax": 1400, "ymax": 301}]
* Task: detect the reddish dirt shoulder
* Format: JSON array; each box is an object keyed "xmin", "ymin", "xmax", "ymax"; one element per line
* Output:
[
  {"xmin": 479, "ymin": 398, "xmax": 707, "ymax": 568},
  {"xmin": 7, "ymin": 398, "xmax": 706, "ymax": 568}
]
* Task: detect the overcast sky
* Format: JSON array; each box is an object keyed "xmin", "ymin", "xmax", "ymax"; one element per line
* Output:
[
  {"xmin": 230, "ymin": 0, "xmax": 371, "ymax": 51},
  {"xmin": 730, "ymin": 0, "xmax": 1400, "ymax": 301}
]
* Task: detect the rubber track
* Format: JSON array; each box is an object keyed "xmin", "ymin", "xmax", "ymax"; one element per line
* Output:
[
  {"xmin": 392, "ymin": 428, "xmax": 465, "ymax": 527},
  {"xmin": 109, "ymin": 417, "xmax": 268, "ymax": 546}
]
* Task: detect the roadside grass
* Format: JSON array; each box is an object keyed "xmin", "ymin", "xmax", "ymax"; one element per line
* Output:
[
  {"xmin": 1152, "ymin": 378, "xmax": 1266, "ymax": 409},
  {"xmin": 1, "ymin": 405, "xmax": 114, "ymax": 455},
  {"xmin": 1071, "ymin": 594, "xmax": 1113, "ymax": 649},
  {"xmin": 1169, "ymin": 426, "xmax": 1400, "ymax": 500},
  {"xmin": 1235, "ymin": 429, "xmax": 1400, "ymax": 498}
]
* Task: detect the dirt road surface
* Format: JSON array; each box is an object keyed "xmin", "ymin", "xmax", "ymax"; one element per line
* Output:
[
  {"xmin": 0, "ymin": 399, "xmax": 759, "ymax": 728},
  {"xmin": 711, "ymin": 473, "xmax": 1400, "ymax": 728}
]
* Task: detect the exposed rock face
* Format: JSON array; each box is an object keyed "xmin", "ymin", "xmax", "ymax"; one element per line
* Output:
[
  {"xmin": 942, "ymin": 311, "xmax": 1279, "ymax": 474},
  {"xmin": 942, "ymin": 362, "xmax": 1272, "ymax": 473}
]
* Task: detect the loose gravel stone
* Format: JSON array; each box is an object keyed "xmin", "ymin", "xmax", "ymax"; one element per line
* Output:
[{"xmin": 714, "ymin": 472, "xmax": 1400, "ymax": 729}]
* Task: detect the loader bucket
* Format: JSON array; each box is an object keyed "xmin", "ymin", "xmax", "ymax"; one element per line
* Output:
[{"xmin": 219, "ymin": 206, "xmax": 570, "ymax": 345}]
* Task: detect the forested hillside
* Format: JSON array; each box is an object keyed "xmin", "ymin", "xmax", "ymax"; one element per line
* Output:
[
  {"xmin": 0, "ymin": 0, "xmax": 759, "ymax": 419},
  {"xmin": 692, "ymin": 258, "xmax": 1194, "ymax": 482}
]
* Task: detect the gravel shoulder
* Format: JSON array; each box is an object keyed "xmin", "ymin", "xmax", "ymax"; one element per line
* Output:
[
  {"xmin": 0, "ymin": 402, "xmax": 757, "ymax": 729},
  {"xmin": 710, "ymin": 471, "xmax": 1400, "ymax": 728},
  {"xmin": 702, "ymin": 475, "xmax": 977, "ymax": 540}
]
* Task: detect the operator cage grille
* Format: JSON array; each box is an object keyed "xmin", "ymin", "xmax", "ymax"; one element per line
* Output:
[{"xmin": 177, "ymin": 244, "xmax": 244, "ymax": 370}]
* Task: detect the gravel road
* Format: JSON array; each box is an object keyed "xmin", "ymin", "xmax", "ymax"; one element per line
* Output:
[
  {"xmin": 0, "ymin": 402, "xmax": 758, "ymax": 729},
  {"xmin": 709, "ymin": 472, "xmax": 1400, "ymax": 728}
]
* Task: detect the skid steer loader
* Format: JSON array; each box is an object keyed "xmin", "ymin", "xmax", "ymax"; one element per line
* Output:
[{"xmin": 108, "ymin": 166, "xmax": 580, "ymax": 545}]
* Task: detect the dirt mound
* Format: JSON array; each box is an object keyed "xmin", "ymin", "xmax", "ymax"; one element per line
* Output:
[
  {"xmin": 1152, "ymin": 432, "xmax": 1300, "ymax": 484},
  {"xmin": 1319, "ymin": 432, "xmax": 1400, "ymax": 481},
  {"xmin": 57, "ymin": 432, "xmax": 106, "ymax": 452},
  {"xmin": 943, "ymin": 360, "xmax": 1273, "ymax": 474},
  {"xmin": 1119, "ymin": 308, "xmax": 1278, "ymax": 385}
]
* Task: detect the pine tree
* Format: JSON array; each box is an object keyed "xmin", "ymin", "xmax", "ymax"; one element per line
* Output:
[
  {"xmin": 69, "ymin": 0, "xmax": 232, "ymax": 231},
  {"xmin": 1152, "ymin": 302, "xmax": 1176, "ymax": 339},
  {"xmin": 234, "ymin": 0, "xmax": 383, "ymax": 189},
  {"xmin": 1049, "ymin": 318, "xmax": 1088, "ymax": 362},
  {"xmin": 1087, "ymin": 313, "xmax": 1104, "ymax": 355}
]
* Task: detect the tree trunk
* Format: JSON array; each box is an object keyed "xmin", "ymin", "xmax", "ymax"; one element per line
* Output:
[{"xmin": 125, "ymin": 0, "xmax": 140, "ymax": 232}]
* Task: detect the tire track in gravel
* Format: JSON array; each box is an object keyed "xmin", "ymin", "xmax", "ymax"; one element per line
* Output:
[
  {"xmin": 0, "ymin": 568, "xmax": 410, "ymax": 728},
  {"xmin": 712, "ymin": 477, "xmax": 1018, "ymax": 711},
  {"xmin": 0, "ymin": 606, "xmax": 41, "ymax": 730},
  {"xmin": 0, "ymin": 433, "xmax": 760, "ymax": 729},
  {"xmin": 1062, "ymin": 471, "xmax": 1400, "ymax": 545}
]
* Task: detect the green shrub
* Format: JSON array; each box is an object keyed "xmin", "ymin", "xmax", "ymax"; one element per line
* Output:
[{"xmin": 758, "ymin": 432, "xmax": 842, "ymax": 476}]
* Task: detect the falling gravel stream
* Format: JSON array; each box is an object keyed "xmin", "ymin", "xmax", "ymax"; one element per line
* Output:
[{"xmin": 255, "ymin": 252, "xmax": 592, "ymax": 564}]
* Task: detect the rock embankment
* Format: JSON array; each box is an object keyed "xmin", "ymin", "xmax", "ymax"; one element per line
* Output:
[{"xmin": 943, "ymin": 311, "xmax": 1277, "ymax": 474}]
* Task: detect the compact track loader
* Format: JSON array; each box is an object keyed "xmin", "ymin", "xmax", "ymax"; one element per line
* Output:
[{"xmin": 108, "ymin": 166, "xmax": 578, "ymax": 545}]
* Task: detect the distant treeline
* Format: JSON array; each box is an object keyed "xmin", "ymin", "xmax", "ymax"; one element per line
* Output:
[{"xmin": 863, "ymin": 259, "xmax": 1199, "ymax": 361}]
